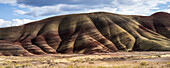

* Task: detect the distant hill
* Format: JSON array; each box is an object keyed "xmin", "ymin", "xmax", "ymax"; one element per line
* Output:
[{"xmin": 0, "ymin": 12, "xmax": 169, "ymax": 56}]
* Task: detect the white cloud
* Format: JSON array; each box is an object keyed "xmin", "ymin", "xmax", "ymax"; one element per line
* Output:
[
  {"xmin": 0, "ymin": 19, "xmax": 9, "ymax": 26},
  {"xmin": 160, "ymin": 9, "xmax": 170, "ymax": 13},
  {"xmin": 112, "ymin": 0, "xmax": 170, "ymax": 15},
  {"xmin": 14, "ymin": 4, "xmax": 118, "ymax": 17},
  {"xmin": 0, "ymin": 0, "xmax": 169, "ymax": 28},
  {"xmin": 0, "ymin": 0, "xmax": 16, "ymax": 5},
  {"xmin": 15, "ymin": 4, "xmax": 81, "ymax": 17},
  {"xmin": 14, "ymin": 10, "xmax": 26, "ymax": 14},
  {"xmin": 0, "ymin": 19, "xmax": 35, "ymax": 28},
  {"xmin": 85, "ymin": 7, "xmax": 117, "ymax": 13},
  {"xmin": 13, "ymin": 0, "xmax": 170, "ymax": 17}
]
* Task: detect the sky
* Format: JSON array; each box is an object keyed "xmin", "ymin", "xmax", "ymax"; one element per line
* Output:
[{"xmin": 0, "ymin": 0, "xmax": 169, "ymax": 28}]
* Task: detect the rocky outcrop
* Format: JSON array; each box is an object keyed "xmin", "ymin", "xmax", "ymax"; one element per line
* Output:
[{"xmin": 0, "ymin": 12, "xmax": 169, "ymax": 56}]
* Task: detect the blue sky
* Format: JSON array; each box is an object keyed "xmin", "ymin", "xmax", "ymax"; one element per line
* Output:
[{"xmin": 0, "ymin": 0, "xmax": 169, "ymax": 28}]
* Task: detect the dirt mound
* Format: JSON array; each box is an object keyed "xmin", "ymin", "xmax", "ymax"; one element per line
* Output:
[{"xmin": 0, "ymin": 12, "xmax": 169, "ymax": 56}]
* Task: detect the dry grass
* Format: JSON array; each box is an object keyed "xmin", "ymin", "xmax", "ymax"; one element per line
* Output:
[{"xmin": 0, "ymin": 52, "xmax": 169, "ymax": 68}]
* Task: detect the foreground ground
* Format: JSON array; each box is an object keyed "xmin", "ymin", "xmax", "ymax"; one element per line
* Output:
[{"xmin": 0, "ymin": 52, "xmax": 170, "ymax": 68}]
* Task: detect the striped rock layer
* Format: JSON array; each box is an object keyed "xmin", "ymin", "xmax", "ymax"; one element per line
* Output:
[{"xmin": 0, "ymin": 12, "xmax": 169, "ymax": 56}]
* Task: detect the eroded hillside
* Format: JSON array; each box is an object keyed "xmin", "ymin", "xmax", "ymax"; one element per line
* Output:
[{"xmin": 0, "ymin": 12, "xmax": 169, "ymax": 56}]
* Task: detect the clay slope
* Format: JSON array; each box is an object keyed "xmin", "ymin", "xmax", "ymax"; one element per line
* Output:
[{"xmin": 0, "ymin": 12, "xmax": 169, "ymax": 56}]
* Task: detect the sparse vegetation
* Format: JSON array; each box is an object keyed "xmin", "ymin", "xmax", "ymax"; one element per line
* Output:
[
  {"xmin": 166, "ymin": 62, "xmax": 170, "ymax": 67},
  {"xmin": 0, "ymin": 52, "xmax": 169, "ymax": 68},
  {"xmin": 140, "ymin": 61, "xmax": 148, "ymax": 66}
]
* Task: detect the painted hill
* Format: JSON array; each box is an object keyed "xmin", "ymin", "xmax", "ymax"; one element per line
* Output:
[{"xmin": 0, "ymin": 12, "xmax": 169, "ymax": 56}]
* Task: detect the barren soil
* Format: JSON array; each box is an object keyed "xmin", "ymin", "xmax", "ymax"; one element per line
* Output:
[{"xmin": 0, "ymin": 52, "xmax": 170, "ymax": 68}]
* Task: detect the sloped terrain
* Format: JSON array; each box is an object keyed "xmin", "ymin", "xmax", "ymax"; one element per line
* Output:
[{"xmin": 0, "ymin": 12, "xmax": 169, "ymax": 56}]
